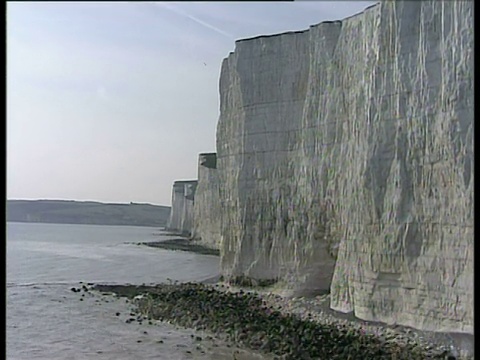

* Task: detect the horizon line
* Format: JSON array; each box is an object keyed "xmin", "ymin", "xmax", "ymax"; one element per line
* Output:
[{"xmin": 7, "ymin": 198, "xmax": 171, "ymax": 207}]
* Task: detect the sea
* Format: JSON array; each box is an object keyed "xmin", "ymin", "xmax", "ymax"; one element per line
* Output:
[{"xmin": 6, "ymin": 222, "xmax": 268, "ymax": 360}]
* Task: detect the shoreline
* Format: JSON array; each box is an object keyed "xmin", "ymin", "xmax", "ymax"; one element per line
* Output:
[
  {"xmin": 152, "ymin": 231, "xmax": 189, "ymax": 237},
  {"xmin": 68, "ymin": 282, "xmax": 269, "ymax": 360},
  {"xmin": 136, "ymin": 238, "xmax": 220, "ymax": 256},
  {"xmin": 123, "ymin": 235, "xmax": 472, "ymax": 359},
  {"xmin": 86, "ymin": 282, "xmax": 470, "ymax": 360}
]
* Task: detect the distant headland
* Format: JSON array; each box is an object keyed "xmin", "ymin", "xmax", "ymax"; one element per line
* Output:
[{"xmin": 6, "ymin": 199, "xmax": 171, "ymax": 227}]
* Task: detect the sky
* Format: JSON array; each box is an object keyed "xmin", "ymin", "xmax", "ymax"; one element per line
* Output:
[{"xmin": 7, "ymin": 1, "xmax": 377, "ymax": 207}]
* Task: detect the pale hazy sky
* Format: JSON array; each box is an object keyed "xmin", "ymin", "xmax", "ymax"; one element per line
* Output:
[{"xmin": 7, "ymin": 1, "xmax": 377, "ymax": 206}]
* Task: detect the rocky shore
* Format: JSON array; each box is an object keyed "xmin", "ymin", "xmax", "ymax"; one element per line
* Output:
[
  {"xmin": 242, "ymin": 287, "xmax": 472, "ymax": 360},
  {"xmin": 137, "ymin": 239, "xmax": 220, "ymax": 256},
  {"xmin": 87, "ymin": 282, "xmax": 467, "ymax": 360}
]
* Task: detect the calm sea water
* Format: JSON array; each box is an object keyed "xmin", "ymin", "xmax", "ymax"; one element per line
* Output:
[{"xmin": 6, "ymin": 222, "xmax": 268, "ymax": 360}]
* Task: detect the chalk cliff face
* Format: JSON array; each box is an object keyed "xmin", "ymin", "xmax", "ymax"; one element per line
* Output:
[
  {"xmin": 216, "ymin": 0, "xmax": 473, "ymax": 335},
  {"xmin": 192, "ymin": 153, "xmax": 222, "ymax": 249},
  {"xmin": 167, "ymin": 180, "xmax": 198, "ymax": 235}
]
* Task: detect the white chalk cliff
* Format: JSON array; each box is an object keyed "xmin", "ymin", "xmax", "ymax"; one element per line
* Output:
[
  {"xmin": 167, "ymin": 180, "xmax": 197, "ymax": 235},
  {"xmin": 192, "ymin": 153, "xmax": 222, "ymax": 249},
  {"xmin": 216, "ymin": 0, "xmax": 473, "ymax": 335}
]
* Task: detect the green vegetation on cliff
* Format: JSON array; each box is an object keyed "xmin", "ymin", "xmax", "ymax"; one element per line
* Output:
[{"xmin": 6, "ymin": 199, "xmax": 170, "ymax": 227}]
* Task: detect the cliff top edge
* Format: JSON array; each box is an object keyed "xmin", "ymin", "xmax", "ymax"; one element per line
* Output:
[
  {"xmin": 235, "ymin": 1, "xmax": 380, "ymax": 44},
  {"xmin": 173, "ymin": 180, "xmax": 198, "ymax": 185}
]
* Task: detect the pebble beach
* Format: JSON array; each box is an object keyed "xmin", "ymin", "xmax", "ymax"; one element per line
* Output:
[{"xmin": 81, "ymin": 280, "xmax": 471, "ymax": 360}]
